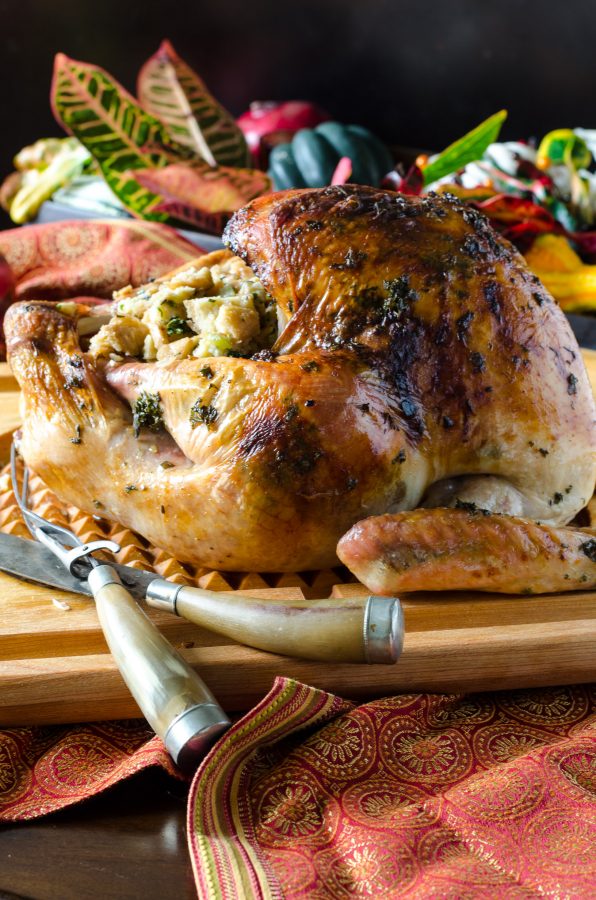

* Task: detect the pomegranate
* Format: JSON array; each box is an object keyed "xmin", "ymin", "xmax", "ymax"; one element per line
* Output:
[{"xmin": 237, "ymin": 101, "xmax": 329, "ymax": 165}]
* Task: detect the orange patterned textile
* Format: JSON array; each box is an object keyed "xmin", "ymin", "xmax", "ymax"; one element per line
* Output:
[
  {"xmin": 189, "ymin": 678, "xmax": 596, "ymax": 899},
  {"xmin": 0, "ymin": 720, "xmax": 182, "ymax": 821},
  {"xmin": 0, "ymin": 217, "xmax": 198, "ymax": 302}
]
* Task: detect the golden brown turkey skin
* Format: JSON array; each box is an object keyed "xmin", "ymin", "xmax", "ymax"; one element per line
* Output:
[
  {"xmin": 6, "ymin": 299, "xmax": 410, "ymax": 570},
  {"xmin": 5, "ymin": 186, "xmax": 596, "ymax": 573},
  {"xmin": 337, "ymin": 508, "xmax": 596, "ymax": 594},
  {"xmin": 225, "ymin": 186, "xmax": 596, "ymax": 526}
]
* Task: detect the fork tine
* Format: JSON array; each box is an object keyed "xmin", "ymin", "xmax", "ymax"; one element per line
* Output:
[
  {"xmin": 22, "ymin": 461, "xmax": 29, "ymax": 508},
  {"xmin": 10, "ymin": 441, "xmax": 82, "ymax": 547},
  {"xmin": 11, "ymin": 441, "xmax": 40, "ymax": 538},
  {"xmin": 9, "ymin": 442, "xmax": 28, "ymax": 520}
]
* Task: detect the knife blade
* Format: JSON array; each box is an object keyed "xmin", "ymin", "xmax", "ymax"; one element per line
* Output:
[{"xmin": 0, "ymin": 531, "xmax": 156, "ymax": 599}]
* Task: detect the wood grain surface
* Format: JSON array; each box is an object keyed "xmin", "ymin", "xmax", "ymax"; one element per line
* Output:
[
  {"xmin": 0, "ymin": 770, "xmax": 195, "ymax": 900},
  {"xmin": 0, "ymin": 355, "xmax": 595, "ymax": 725}
]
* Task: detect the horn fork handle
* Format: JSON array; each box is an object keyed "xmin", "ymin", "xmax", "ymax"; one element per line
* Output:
[
  {"xmin": 88, "ymin": 566, "xmax": 230, "ymax": 770},
  {"xmin": 146, "ymin": 580, "xmax": 404, "ymax": 664}
]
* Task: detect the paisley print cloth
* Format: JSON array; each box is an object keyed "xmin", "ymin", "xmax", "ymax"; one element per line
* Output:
[
  {"xmin": 0, "ymin": 218, "xmax": 198, "ymax": 302},
  {"xmin": 0, "ymin": 680, "xmax": 593, "ymax": 897},
  {"xmin": 188, "ymin": 678, "xmax": 596, "ymax": 899}
]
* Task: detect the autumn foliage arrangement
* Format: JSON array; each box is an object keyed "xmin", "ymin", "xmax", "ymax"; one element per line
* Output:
[
  {"xmin": 3, "ymin": 44, "xmax": 596, "ymax": 311},
  {"xmin": 3, "ymin": 42, "xmax": 271, "ymax": 235}
]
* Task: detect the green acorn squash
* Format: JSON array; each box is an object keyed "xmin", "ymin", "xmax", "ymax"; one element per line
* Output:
[{"xmin": 268, "ymin": 122, "xmax": 393, "ymax": 190}]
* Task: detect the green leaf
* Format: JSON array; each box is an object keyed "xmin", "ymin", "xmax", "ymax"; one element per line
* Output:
[
  {"xmin": 50, "ymin": 52, "xmax": 195, "ymax": 218},
  {"xmin": 422, "ymin": 109, "xmax": 508, "ymax": 186},
  {"xmin": 137, "ymin": 40, "xmax": 250, "ymax": 168},
  {"xmin": 100, "ymin": 168, "xmax": 168, "ymax": 221}
]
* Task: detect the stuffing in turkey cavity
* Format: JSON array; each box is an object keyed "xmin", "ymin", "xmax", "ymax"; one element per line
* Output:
[{"xmin": 89, "ymin": 254, "xmax": 279, "ymax": 362}]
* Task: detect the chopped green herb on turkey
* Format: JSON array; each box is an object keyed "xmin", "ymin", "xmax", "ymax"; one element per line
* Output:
[
  {"xmin": 132, "ymin": 391, "xmax": 163, "ymax": 437},
  {"xmin": 190, "ymin": 401, "xmax": 218, "ymax": 429}
]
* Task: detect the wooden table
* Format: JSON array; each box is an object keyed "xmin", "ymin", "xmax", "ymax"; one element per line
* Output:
[{"xmin": 0, "ymin": 772, "xmax": 195, "ymax": 900}]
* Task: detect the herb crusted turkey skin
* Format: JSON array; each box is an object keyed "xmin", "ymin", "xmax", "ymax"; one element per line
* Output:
[{"xmin": 6, "ymin": 186, "xmax": 595, "ymax": 575}]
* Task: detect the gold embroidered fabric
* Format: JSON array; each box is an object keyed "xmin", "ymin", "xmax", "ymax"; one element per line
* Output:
[{"xmin": 189, "ymin": 678, "xmax": 596, "ymax": 899}]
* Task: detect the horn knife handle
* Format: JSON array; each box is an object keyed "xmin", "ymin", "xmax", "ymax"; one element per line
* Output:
[
  {"xmin": 88, "ymin": 566, "xmax": 230, "ymax": 770},
  {"xmin": 146, "ymin": 580, "xmax": 404, "ymax": 664}
]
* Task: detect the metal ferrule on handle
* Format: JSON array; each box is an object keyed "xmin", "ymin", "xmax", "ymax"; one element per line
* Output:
[
  {"xmin": 88, "ymin": 566, "xmax": 230, "ymax": 769},
  {"xmin": 363, "ymin": 595, "xmax": 405, "ymax": 664},
  {"xmin": 146, "ymin": 578, "xmax": 404, "ymax": 665}
]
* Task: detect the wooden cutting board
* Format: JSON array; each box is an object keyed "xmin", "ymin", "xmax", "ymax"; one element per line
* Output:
[{"xmin": 0, "ymin": 356, "xmax": 595, "ymax": 726}]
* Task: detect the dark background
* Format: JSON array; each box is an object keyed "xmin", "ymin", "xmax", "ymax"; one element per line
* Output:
[{"xmin": 1, "ymin": 0, "xmax": 595, "ymax": 227}]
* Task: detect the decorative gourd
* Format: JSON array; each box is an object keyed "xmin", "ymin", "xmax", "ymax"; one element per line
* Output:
[{"xmin": 268, "ymin": 122, "xmax": 393, "ymax": 190}]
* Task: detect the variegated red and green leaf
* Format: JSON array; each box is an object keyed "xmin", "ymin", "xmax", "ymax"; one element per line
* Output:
[
  {"xmin": 137, "ymin": 40, "xmax": 250, "ymax": 169},
  {"xmin": 131, "ymin": 163, "xmax": 271, "ymax": 233},
  {"xmin": 51, "ymin": 52, "xmax": 196, "ymax": 218},
  {"xmin": 99, "ymin": 169, "xmax": 169, "ymax": 222}
]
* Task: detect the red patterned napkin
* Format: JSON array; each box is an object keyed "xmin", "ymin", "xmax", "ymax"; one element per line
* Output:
[
  {"xmin": 189, "ymin": 678, "xmax": 596, "ymax": 899},
  {"xmin": 0, "ymin": 217, "xmax": 198, "ymax": 302},
  {"xmin": 0, "ymin": 680, "xmax": 593, "ymax": 896},
  {"xmin": 0, "ymin": 720, "xmax": 181, "ymax": 821}
]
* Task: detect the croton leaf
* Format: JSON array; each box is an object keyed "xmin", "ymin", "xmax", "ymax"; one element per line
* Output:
[
  {"xmin": 422, "ymin": 109, "xmax": 508, "ymax": 186},
  {"xmin": 131, "ymin": 163, "xmax": 271, "ymax": 233},
  {"xmin": 478, "ymin": 194, "xmax": 558, "ymax": 228},
  {"xmin": 51, "ymin": 52, "xmax": 195, "ymax": 219},
  {"xmin": 138, "ymin": 40, "xmax": 251, "ymax": 169}
]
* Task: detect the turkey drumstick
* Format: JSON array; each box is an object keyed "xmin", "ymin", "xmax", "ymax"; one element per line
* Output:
[{"xmin": 337, "ymin": 506, "xmax": 596, "ymax": 595}]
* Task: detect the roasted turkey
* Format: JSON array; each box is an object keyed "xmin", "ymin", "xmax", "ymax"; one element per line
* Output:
[{"xmin": 5, "ymin": 186, "xmax": 596, "ymax": 588}]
